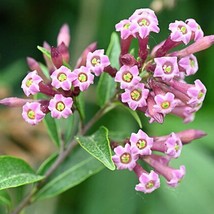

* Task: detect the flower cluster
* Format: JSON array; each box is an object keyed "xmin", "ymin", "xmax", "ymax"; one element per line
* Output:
[
  {"xmin": 111, "ymin": 8, "xmax": 213, "ymax": 193},
  {"xmin": 112, "ymin": 129, "xmax": 205, "ymax": 193},
  {"xmin": 114, "ymin": 8, "xmax": 208, "ymax": 124},
  {"xmin": 0, "ymin": 8, "xmax": 213, "ymax": 194},
  {"xmin": 2, "ymin": 24, "xmax": 110, "ymax": 125}
]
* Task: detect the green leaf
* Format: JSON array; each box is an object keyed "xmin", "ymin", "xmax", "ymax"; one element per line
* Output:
[
  {"xmin": 96, "ymin": 32, "xmax": 120, "ymax": 107},
  {"xmin": 57, "ymin": 111, "xmax": 79, "ymax": 144},
  {"xmin": 106, "ymin": 32, "xmax": 120, "ymax": 69},
  {"xmin": 0, "ymin": 190, "xmax": 11, "ymax": 207},
  {"xmin": 35, "ymin": 93, "xmax": 62, "ymax": 147},
  {"xmin": 43, "ymin": 113, "xmax": 62, "ymax": 147},
  {"xmin": 96, "ymin": 72, "xmax": 116, "ymax": 107},
  {"xmin": 120, "ymin": 103, "xmax": 142, "ymax": 128},
  {"xmin": 75, "ymin": 92, "xmax": 85, "ymax": 120},
  {"xmin": 76, "ymin": 126, "xmax": 115, "ymax": 170},
  {"xmin": 0, "ymin": 156, "xmax": 44, "ymax": 191},
  {"xmin": 39, "ymin": 62, "xmax": 51, "ymax": 79},
  {"xmin": 34, "ymin": 148, "xmax": 104, "ymax": 200},
  {"xmin": 37, "ymin": 46, "xmax": 51, "ymax": 59},
  {"xmin": 111, "ymin": 101, "xmax": 142, "ymax": 128}
]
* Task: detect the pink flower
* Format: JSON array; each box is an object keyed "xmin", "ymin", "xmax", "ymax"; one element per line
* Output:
[
  {"xmin": 115, "ymin": 19, "xmax": 133, "ymax": 39},
  {"xmin": 48, "ymin": 94, "xmax": 73, "ymax": 119},
  {"xmin": 178, "ymin": 54, "xmax": 198, "ymax": 76},
  {"xmin": 86, "ymin": 49, "xmax": 110, "ymax": 76},
  {"xmin": 154, "ymin": 92, "xmax": 178, "ymax": 115},
  {"xmin": 169, "ymin": 20, "xmax": 192, "ymax": 45},
  {"xmin": 165, "ymin": 133, "xmax": 183, "ymax": 158},
  {"xmin": 114, "ymin": 65, "xmax": 141, "ymax": 89},
  {"xmin": 70, "ymin": 66, "xmax": 94, "ymax": 91},
  {"xmin": 21, "ymin": 70, "xmax": 43, "ymax": 96},
  {"xmin": 135, "ymin": 170, "xmax": 160, "ymax": 193},
  {"xmin": 154, "ymin": 57, "xmax": 179, "ymax": 81},
  {"xmin": 130, "ymin": 129, "xmax": 153, "ymax": 156},
  {"xmin": 22, "ymin": 102, "xmax": 45, "ymax": 125},
  {"xmin": 51, "ymin": 66, "xmax": 73, "ymax": 90},
  {"xmin": 187, "ymin": 79, "xmax": 206, "ymax": 106},
  {"xmin": 121, "ymin": 83, "xmax": 149, "ymax": 110},
  {"xmin": 186, "ymin": 18, "xmax": 204, "ymax": 41},
  {"xmin": 129, "ymin": 8, "xmax": 160, "ymax": 39},
  {"xmin": 112, "ymin": 144, "xmax": 138, "ymax": 171},
  {"xmin": 167, "ymin": 165, "xmax": 186, "ymax": 187}
]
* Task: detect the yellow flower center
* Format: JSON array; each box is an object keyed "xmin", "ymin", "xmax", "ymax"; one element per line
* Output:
[
  {"xmin": 198, "ymin": 91, "xmax": 204, "ymax": 99},
  {"xmin": 174, "ymin": 143, "xmax": 180, "ymax": 152},
  {"xmin": 123, "ymin": 23, "xmax": 130, "ymax": 29},
  {"xmin": 161, "ymin": 101, "xmax": 170, "ymax": 109},
  {"xmin": 56, "ymin": 101, "xmax": 65, "ymax": 111},
  {"xmin": 137, "ymin": 139, "xmax": 147, "ymax": 149},
  {"xmin": 138, "ymin": 18, "xmax": 150, "ymax": 26},
  {"xmin": 27, "ymin": 110, "xmax": 35, "ymax": 119},
  {"xmin": 58, "ymin": 73, "xmax": 67, "ymax": 82},
  {"xmin": 131, "ymin": 89, "xmax": 141, "ymax": 101},
  {"xmin": 178, "ymin": 25, "xmax": 187, "ymax": 34},
  {"xmin": 78, "ymin": 73, "xmax": 87, "ymax": 82},
  {"xmin": 26, "ymin": 78, "xmax": 33, "ymax": 87},
  {"xmin": 146, "ymin": 181, "xmax": 154, "ymax": 189},
  {"xmin": 163, "ymin": 64, "xmax": 172, "ymax": 74},
  {"xmin": 120, "ymin": 152, "xmax": 131, "ymax": 164},
  {"xmin": 91, "ymin": 56, "xmax": 100, "ymax": 66},
  {"xmin": 190, "ymin": 59, "xmax": 195, "ymax": 68},
  {"xmin": 122, "ymin": 71, "xmax": 133, "ymax": 82}
]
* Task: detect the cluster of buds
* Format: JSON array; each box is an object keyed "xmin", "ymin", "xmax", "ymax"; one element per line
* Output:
[{"xmin": 0, "ymin": 8, "xmax": 213, "ymax": 193}]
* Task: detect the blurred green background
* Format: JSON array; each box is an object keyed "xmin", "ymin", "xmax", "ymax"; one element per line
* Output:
[{"xmin": 0, "ymin": 0, "xmax": 214, "ymax": 214}]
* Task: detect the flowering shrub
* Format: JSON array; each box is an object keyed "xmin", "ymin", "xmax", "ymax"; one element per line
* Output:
[{"xmin": 0, "ymin": 7, "xmax": 213, "ymax": 213}]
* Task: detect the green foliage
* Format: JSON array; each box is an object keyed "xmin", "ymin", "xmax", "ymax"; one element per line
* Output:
[
  {"xmin": 0, "ymin": 190, "xmax": 11, "ymax": 208},
  {"xmin": 115, "ymin": 102, "xmax": 142, "ymax": 128},
  {"xmin": 37, "ymin": 46, "xmax": 51, "ymax": 59},
  {"xmin": 96, "ymin": 72, "xmax": 116, "ymax": 107},
  {"xmin": 0, "ymin": 156, "xmax": 44, "ymax": 191},
  {"xmin": 34, "ymin": 148, "xmax": 104, "ymax": 200},
  {"xmin": 106, "ymin": 32, "xmax": 121, "ymax": 69},
  {"xmin": 96, "ymin": 32, "xmax": 120, "ymax": 107},
  {"xmin": 75, "ymin": 92, "xmax": 85, "ymax": 120},
  {"xmin": 43, "ymin": 113, "xmax": 62, "ymax": 147},
  {"xmin": 76, "ymin": 126, "xmax": 115, "ymax": 170}
]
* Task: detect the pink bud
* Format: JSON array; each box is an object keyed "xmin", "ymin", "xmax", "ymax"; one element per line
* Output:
[
  {"xmin": 173, "ymin": 35, "xmax": 214, "ymax": 57},
  {"xmin": 51, "ymin": 47, "xmax": 63, "ymax": 69},
  {"xmin": 58, "ymin": 42, "xmax": 70, "ymax": 63},
  {"xmin": 57, "ymin": 24, "xmax": 70, "ymax": 47},
  {"xmin": 75, "ymin": 42, "xmax": 97, "ymax": 68},
  {"xmin": 174, "ymin": 129, "xmax": 207, "ymax": 144},
  {"xmin": 0, "ymin": 97, "xmax": 33, "ymax": 107}
]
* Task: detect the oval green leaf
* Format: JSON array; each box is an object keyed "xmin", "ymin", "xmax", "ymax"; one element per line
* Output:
[
  {"xmin": 0, "ymin": 156, "xmax": 44, "ymax": 191},
  {"xmin": 76, "ymin": 126, "xmax": 115, "ymax": 170}
]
